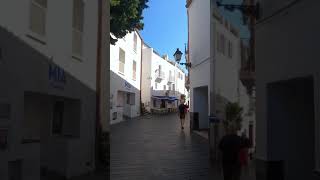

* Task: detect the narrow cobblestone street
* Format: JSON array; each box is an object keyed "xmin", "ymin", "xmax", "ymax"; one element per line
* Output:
[{"xmin": 111, "ymin": 113, "xmax": 219, "ymax": 180}]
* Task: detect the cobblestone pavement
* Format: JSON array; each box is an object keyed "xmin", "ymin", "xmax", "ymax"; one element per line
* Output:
[{"xmin": 110, "ymin": 113, "xmax": 228, "ymax": 180}]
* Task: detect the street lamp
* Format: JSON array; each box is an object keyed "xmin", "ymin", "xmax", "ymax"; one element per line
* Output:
[
  {"xmin": 173, "ymin": 48, "xmax": 183, "ymax": 62},
  {"xmin": 174, "ymin": 48, "xmax": 191, "ymax": 68}
]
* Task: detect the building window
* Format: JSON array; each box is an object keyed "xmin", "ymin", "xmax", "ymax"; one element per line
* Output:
[
  {"xmin": 132, "ymin": 60, "xmax": 137, "ymax": 80},
  {"xmin": 126, "ymin": 93, "xmax": 135, "ymax": 105},
  {"xmin": 72, "ymin": 0, "xmax": 84, "ymax": 57},
  {"xmin": 126, "ymin": 93, "xmax": 130, "ymax": 105},
  {"xmin": 130, "ymin": 94, "xmax": 135, "ymax": 105},
  {"xmin": 217, "ymin": 32, "xmax": 220, "ymax": 53},
  {"xmin": 228, "ymin": 40, "xmax": 233, "ymax": 58},
  {"xmin": 117, "ymin": 91, "xmax": 124, "ymax": 107},
  {"xmin": 0, "ymin": 103, "xmax": 10, "ymax": 119},
  {"xmin": 179, "ymin": 72, "xmax": 183, "ymax": 80},
  {"xmin": 0, "ymin": 128, "xmax": 8, "ymax": 150},
  {"xmin": 221, "ymin": 34, "xmax": 226, "ymax": 55},
  {"xmin": 172, "ymin": 84, "xmax": 175, "ymax": 91},
  {"xmin": 153, "ymin": 99, "xmax": 157, "ymax": 108},
  {"xmin": 0, "ymin": 47, "xmax": 3, "ymax": 63},
  {"xmin": 0, "ymin": 103, "xmax": 10, "ymax": 150},
  {"xmin": 155, "ymin": 83, "xmax": 158, "ymax": 89},
  {"xmin": 112, "ymin": 112, "xmax": 117, "ymax": 120},
  {"xmin": 133, "ymin": 33, "xmax": 138, "ymax": 52},
  {"xmin": 119, "ymin": 48, "xmax": 125, "ymax": 74},
  {"xmin": 30, "ymin": 0, "xmax": 47, "ymax": 36},
  {"xmin": 52, "ymin": 101, "xmax": 64, "ymax": 135},
  {"xmin": 163, "ymin": 85, "xmax": 166, "ymax": 90}
]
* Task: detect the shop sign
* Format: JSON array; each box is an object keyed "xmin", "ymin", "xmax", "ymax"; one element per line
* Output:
[
  {"xmin": 125, "ymin": 81, "xmax": 131, "ymax": 90},
  {"xmin": 49, "ymin": 64, "xmax": 66, "ymax": 89}
]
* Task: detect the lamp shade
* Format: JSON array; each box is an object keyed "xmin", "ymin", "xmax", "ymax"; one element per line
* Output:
[{"xmin": 173, "ymin": 48, "xmax": 183, "ymax": 62}]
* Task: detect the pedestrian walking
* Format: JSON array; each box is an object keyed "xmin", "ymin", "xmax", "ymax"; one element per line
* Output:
[
  {"xmin": 178, "ymin": 100, "xmax": 188, "ymax": 130},
  {"xmin": 219, "ymin": 124, "xmax": 242, "ymax": 180}
]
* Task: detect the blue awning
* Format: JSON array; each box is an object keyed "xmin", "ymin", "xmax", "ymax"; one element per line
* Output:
[
  {"xmin": 152, "ymin": 96, "xmax": 178, "ymax": 101},
  {"xmin": 168, "ymin": 96, "xmax": 178, "ymax": 101}
]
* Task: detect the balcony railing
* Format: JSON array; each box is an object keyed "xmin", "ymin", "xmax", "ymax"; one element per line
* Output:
[
  {"xmin": 240, "ymin": 60, "xmax": 255, "ymax": 95},
  {"xmin": 152, "ymin": 90, "xmax": 176, "ymax": 97},
  {"xmin": 168, "ymin": 76, "xmax": 174, "ymax": 83},
  {"xmin": 155, "ymin": 70, "xmax": 165, "ymax": 82}
]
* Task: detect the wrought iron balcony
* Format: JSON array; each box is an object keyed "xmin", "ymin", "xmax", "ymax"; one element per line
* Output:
[
  {"xmin": 240, "ymin": 61, "xmax": 255, "ymax": 95},
  {"xmin": 167, "ymin": 75, "xmax": 175, "ymax": 84},
  {"xmin": 155, "ymin": 69, "xmax": 165, "ymax": 82},
  {"xmin": 240, "ymin": 41, "xmax": 255, "ymax": 95}
]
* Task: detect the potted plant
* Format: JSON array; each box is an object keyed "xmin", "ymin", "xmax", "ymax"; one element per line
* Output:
[{"xmin": 224, "ymin": 102, "xmax": 243, "ymax": 132}]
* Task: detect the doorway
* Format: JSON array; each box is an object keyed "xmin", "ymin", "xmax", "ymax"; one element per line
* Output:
[
  {"xmin": 8, "ymin": 160, "xmax": 22, "ymax": 180},
  {"xmin": 193, "ymin": 86, "xmax": 209, "ymax": 129},
  {"xmin": 267, "ymin": 76, "xmax": 315, "ymax": 180},
  {"xmin": 161, "ymin": 99, "xmax": 166, "ymax": 108}
]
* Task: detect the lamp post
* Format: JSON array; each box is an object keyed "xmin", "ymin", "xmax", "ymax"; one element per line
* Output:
[{"xmin": 174, "ymin": 48, "xmax": 191, "ymax": 68}]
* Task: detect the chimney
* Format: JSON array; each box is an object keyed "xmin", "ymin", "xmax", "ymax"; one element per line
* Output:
[{"xmin": 162, "ymin": 54, "xmax": 169, "ymax": 60}]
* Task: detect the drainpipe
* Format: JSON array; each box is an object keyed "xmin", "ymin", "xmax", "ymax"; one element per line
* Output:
[
  {"xmin": 95, "ymin": 0, "xmax": 103, "ymax": 170},
  {"xmin": 140, "ymin": 37, "xmax": 143, "ymax": 115}
]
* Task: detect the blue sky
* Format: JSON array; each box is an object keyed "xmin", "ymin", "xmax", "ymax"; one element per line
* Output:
[
  {"xmin": 140, "ymin": 0, "xmax": 249, "ymax": 71},
  {"xmin": 141, "ymin": 0, "xmax": 188, "ymax": 65}
]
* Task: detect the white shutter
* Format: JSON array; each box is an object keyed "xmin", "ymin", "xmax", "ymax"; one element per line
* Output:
[
  {"xmin": 119, "ymin": 48, "xmax": 125, "ymax": 73},
  {"xmin": 30, "ymin": 0, "xmax": 47, "ymax": 36},
  {"xmin": 72, "ymin": 0, "xmax": 84, "ymax": 57}
]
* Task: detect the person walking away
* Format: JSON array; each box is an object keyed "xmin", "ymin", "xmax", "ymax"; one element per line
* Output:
[
  {"xmin": 219, "ymin": 124, "xmax": 242, "ymax": 180},
  {"xmin": 178, "ymin": 101, "xmax": 188, "ymax": 130},
  {"xmin": 239, "ymin": 132, "xmax": 250, "ymax": 177}
]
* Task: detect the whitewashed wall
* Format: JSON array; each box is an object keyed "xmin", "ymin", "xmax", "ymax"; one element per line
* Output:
[
  {"xmin": 256, "ymin": 0, "xmax": 320, "ymax": 175},
  {"xmin": 188, "ymin": 0, "xmax": 212, "ymax": 117},
  {"xmin": 0, "ymin": 0, "xmax": 98, "ymax": 91},
  {"xmin": 188, "ymin": 0, "xmax": 253, "ymax": 132},
  {"xmin": 141, "ymin": 46, "xmax": 187, "ymax": 110},
  {"xmin": 0, "ymin": 0, "xmax": 99, "ymax": 179},
  {"xmin": 141, "ymin": 47, "xmax": 153, "ymax": 110},
  {"xmin": 110, "ymin": 31, "xmax": 142, "ymax": 124}
]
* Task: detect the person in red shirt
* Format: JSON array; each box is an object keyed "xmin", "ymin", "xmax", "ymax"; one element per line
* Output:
[
  {"xmin": 178, "ymin": 101, "xmax": 188, "ymax": 130},
  {"xmin": 239, "ymin": 132, "xmax": 250, "ymax": 177}
]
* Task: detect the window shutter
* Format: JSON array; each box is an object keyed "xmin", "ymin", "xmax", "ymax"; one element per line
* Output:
[
  {"xmin": 30, "ymin": 0, "xmax": 47, "ymax": 36},
  {"xmin": 72, "ymin": 0, "xmax": 84, "ymax": 56},
  {"xmin": 134, "ymin": 33, "xmax": 138, "ymax": 52},
  {"xmin": 119, "ymin": 48, "xmax": 125, "ymax": 73},
  {"xmin": 133, "ymin": 61, "xmax": 137, "ymax": 80}
]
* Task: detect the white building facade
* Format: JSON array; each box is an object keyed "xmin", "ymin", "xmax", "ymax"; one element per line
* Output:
[
  {"xmin": 141, "ymin": 44, "xmax": 187, "ymax": 113},
  {"xmin": 0, "ymin": 0, "xmax": 101, "ymax": 179},
  {"xmin": 110, "ymin": 31, "xmax": 142, "ymax": 124},
  {"xmin": 187, "ymin": 0, "xmax": 255, "ymax": 143},
  {"xmin": 255, "ymin": 1, "xmax": 320, "ymax": 179}
]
